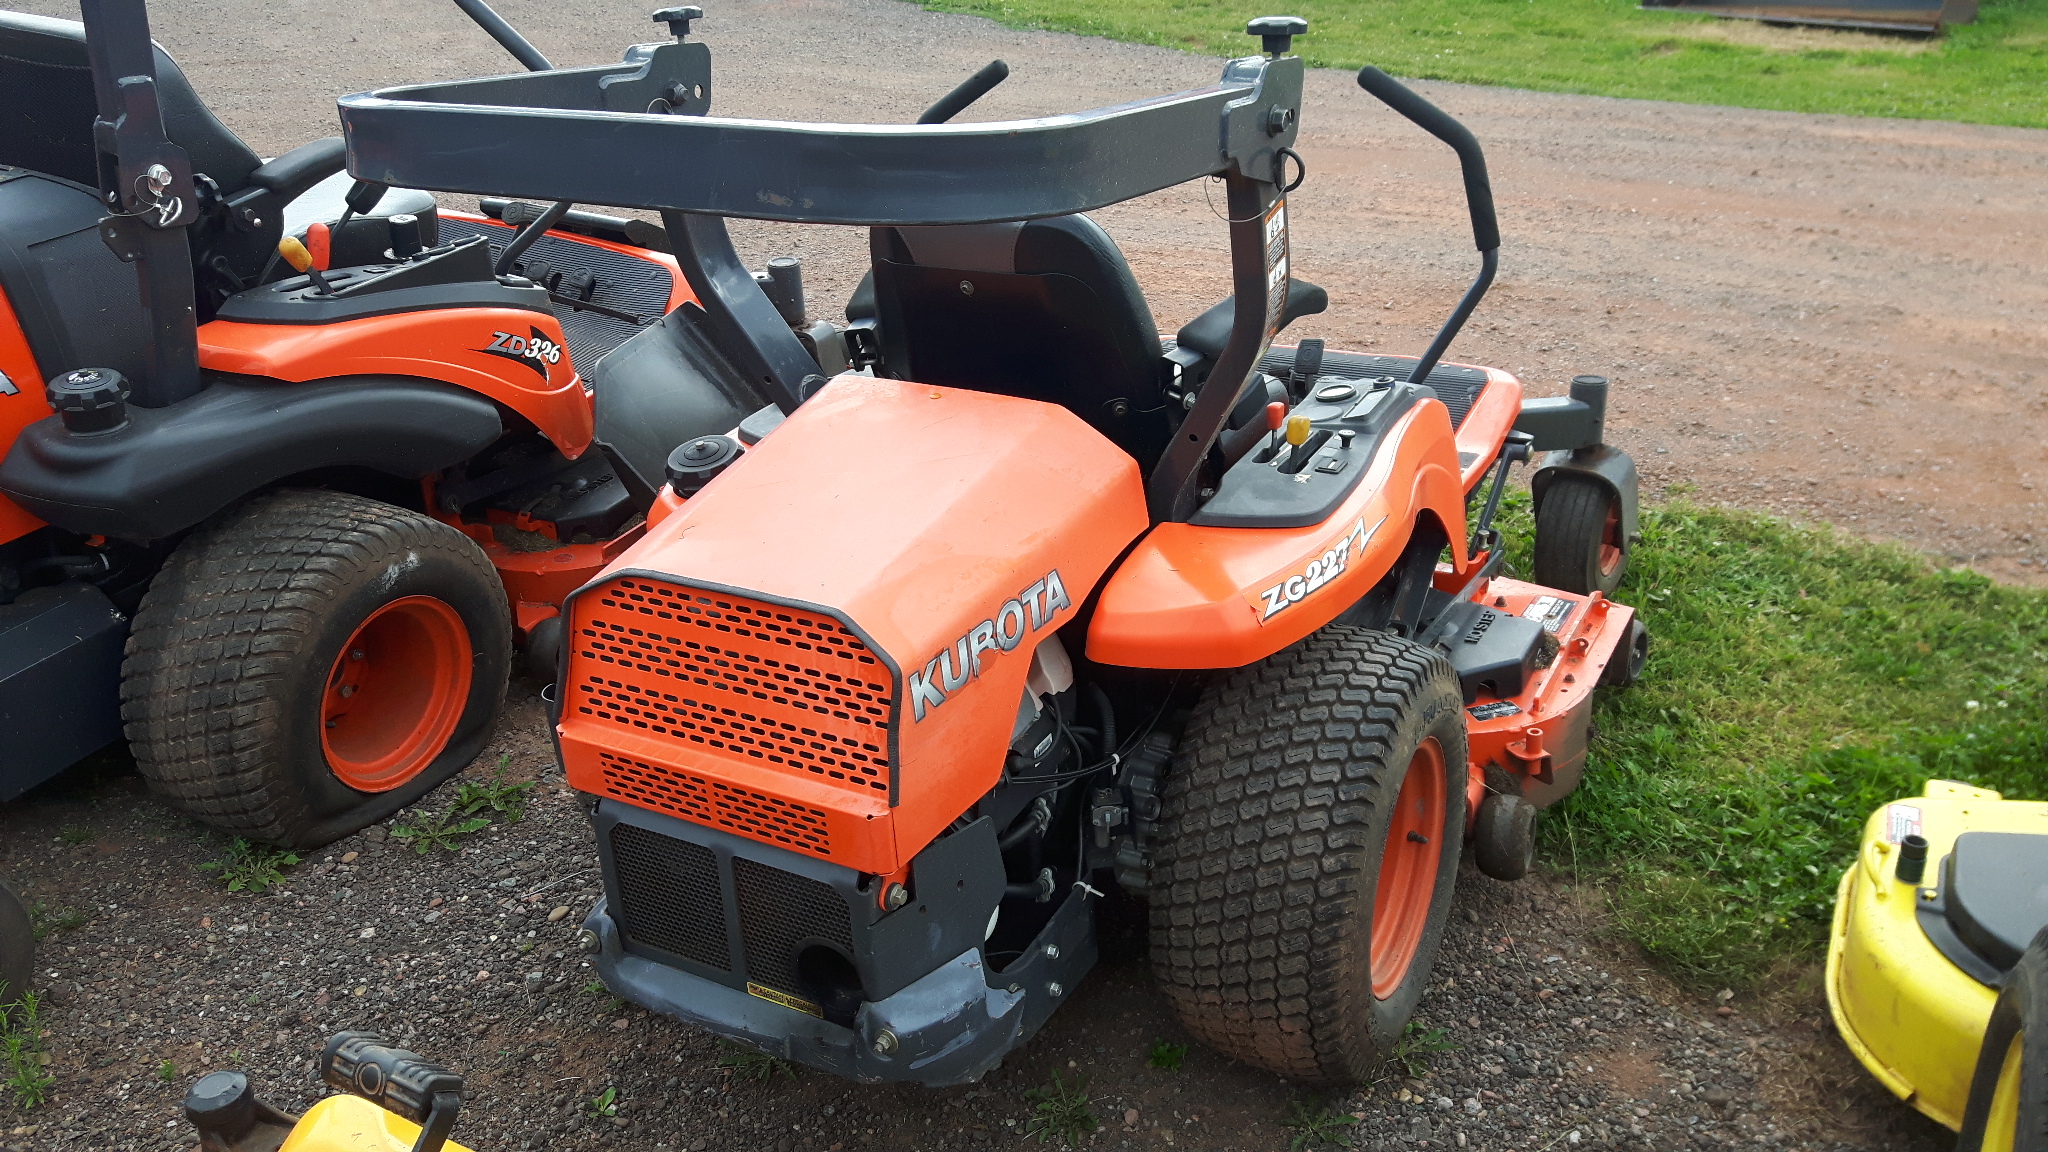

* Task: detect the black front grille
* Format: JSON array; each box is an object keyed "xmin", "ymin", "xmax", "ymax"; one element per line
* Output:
[
  {"xmin": 609, "ymin": 822, "xmax": 730, "ymax": 971},
  {"xmin": 439, "ymin": 218, "xmax": 672, "ymax": 371},
  {"xmin": 733, "ymin": 856, "xmax": 856, "ymax": 998},
  {"xmin": 1260, "ymin": 347, "xmax": 1491, "ymax": 431}
]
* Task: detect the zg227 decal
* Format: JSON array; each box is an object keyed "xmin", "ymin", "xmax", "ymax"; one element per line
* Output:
[
  {"xmin": 476, "ymin": 327, "xmax": 563, "ymax": 383},
  {"xmin": 1255, "ymin": 516, "xmax": 1384, "ymax": 623}
]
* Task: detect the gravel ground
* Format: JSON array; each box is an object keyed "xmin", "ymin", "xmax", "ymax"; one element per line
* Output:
[
  {"xmin": 3, "ymin": 0, "xmax": 2033, "ymax": 1147},
  {"xmin": 0, "ymin": 684, "xmax": 1951, "ymax": 1152}
]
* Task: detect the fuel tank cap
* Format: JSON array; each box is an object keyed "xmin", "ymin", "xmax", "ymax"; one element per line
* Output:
[{"xmin": 665, "ymin": 435, "xmax": 743, "ymax": 497}]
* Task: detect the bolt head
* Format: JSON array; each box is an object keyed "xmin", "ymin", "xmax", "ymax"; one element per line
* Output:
[
  {"xmin": 1044, "ymin": 944, "xmax": 1060, "ymax": 960},
  {"xmin": 872, "ymin": 1029, "xmax": 898, "ymax": 1055},
  {"xmin": 883, "ymin": 883, "xmax": 909, "ymax": 911},
  {"xmin": 1048, "ymin": 982, "xmax": 1064, "ymax": 997},
  {"xmin": 576, "ymin": 929, "xmax": 599, "ymax": 954}
]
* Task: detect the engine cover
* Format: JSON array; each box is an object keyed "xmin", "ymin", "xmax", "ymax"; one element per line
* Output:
[{"xmin": 557, "ymin": 376, "xmax": 1149, "ymax": 875}]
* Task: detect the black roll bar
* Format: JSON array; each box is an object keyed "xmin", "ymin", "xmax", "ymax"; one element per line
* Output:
[{"xmin": 1355, "ymin": 67, "xmax": 1500, "ymax": 386}]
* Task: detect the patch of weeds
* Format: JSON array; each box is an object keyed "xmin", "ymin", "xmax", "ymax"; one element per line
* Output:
[
  {"xmin": 1146, "ymin": 1040, "xmax": 1188, "ymax": 1071},
  {"xmin": 393, "ymin": 756, "xmax": 536, "ymax": 854},
  {"xmin": 1388, "ymin": 1021, "xmax": 1457, "ymax": 1079},
  {"xmin": 198, "ymin": 838, "xmax": 301, "ymax": 894},
  {"xmin": 0, "ymin": 988, "xmax": 55, "ymax": 1110},
  {"xmin": 57, "ymin": 826, "xmax": 91, "ymax": 845},
  {"xmin": 1023, "ymin": 1071, "xmax": 1097, "ymax": 1146},
  {"xmin": 454, "ymin": 755, "xmax": 536, "ymax": 823},
  {"xmin": 390, "ymin": 808, "xmax": 491, "ymax": 855},
  {"xmin": 27, "ymin": 899, "xmax": 86, "ymax": 940},
  {"xmin": 716, "ymin": 1041, "xmax": 795, "ymax": 1082},
  {"xmin": 585, "ymin": 1087, "xmax": 618, "ymax": 1118},
  {"xmin": 157, "ymin": 1059, "xmax": 177, "ymax": 1084},
  {"xmin": 1283, "ymin": 1097, "xmax": 1358, "ymax": 1151},
  {"xmin": 579, "ymin": 979, "xmax": 608, "ymax": 996}
]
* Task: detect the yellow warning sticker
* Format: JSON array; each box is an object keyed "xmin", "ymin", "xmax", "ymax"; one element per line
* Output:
[{"xmin": 746, "ymin": 982, "xmax": 824, "ymax": 1018}]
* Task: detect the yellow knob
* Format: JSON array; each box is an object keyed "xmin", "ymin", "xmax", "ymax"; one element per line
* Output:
[
  {"xmin": 1285, "ymin": 414, "xmax": 1312, "ymax": 447},
  {"xmin": 276, "ymin": 236, "xmax": 314, "ymax": 273}
]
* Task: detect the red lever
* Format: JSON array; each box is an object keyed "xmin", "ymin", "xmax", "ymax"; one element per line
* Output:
[
  {"xmin": 1265, "ymin": 401, "xmax": 1286, "ymax": 431},
  {"xmin": 304, "ymin": 222, "xmax": 332, "ymax": 272}
]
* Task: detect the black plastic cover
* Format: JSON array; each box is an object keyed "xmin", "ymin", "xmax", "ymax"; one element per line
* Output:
[
  {"xmin": 0, "ymin": 581, "xmax": 126, "ymax": 801},
  {"xmin": 1943, "ymin": 832, "xmax": 2048, "ymax": 973},
  {"xmin": 0, "ymin": 171, "xmax": 151, "ymax": 384},
  {"xmin": 590, "ymin": 303, "xmax": 772, "ymax": 504},
  {"xmin": 1189, "ymin": 381, "xmax": 1428, "ymax": 528},
  {"xmin": 1435, "ymin": 601, "xmax": 1549, "ymax": 704},
  {"xmin": 0, "ymin": 376, "xmax": 502, "ymax": 539}
]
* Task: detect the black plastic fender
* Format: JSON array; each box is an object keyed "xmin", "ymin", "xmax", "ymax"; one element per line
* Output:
[
  {"xmin": 0, "ymin": 376, "xmax": 502, "ymax": 540},
  {"xmin": 1531, "ymin": 444, "xmax": 1640, "ymax": 550}
]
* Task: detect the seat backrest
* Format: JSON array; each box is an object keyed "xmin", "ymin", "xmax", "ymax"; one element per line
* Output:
[
  {"xmin": 867, "ymin": 214, "xmax": 1173, "ymax": 465},
  {"xmin": 0, "ymin": 11, "xmax": 259, "ymax": 192}
]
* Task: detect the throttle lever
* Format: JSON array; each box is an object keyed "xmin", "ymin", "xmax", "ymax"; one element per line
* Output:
[{"xmin": 320, "ymin": 1032, "xmax": 465, "ymax": 1152}]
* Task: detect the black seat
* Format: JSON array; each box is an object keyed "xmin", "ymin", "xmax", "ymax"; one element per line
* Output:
[
  {"xmin": 865, "ymin": 215, "xmax": 1174, "ymax": 465},
  {"xmin": 0, "ymin": 11, "xmax": 260, "ymax": 193}
]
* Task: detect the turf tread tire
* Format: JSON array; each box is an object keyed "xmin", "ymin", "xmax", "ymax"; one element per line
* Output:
[
  {"xmin": 1532, "ymin": 473, "xmax": 1626, "ymax": 596},
  {"xmin": 1150, "ymin": 625, "xmax": 1468, "ymax": 1085},
  {"xmin": 121, "ymin": 489, "xmax": 509, "ymax": 849},
  {"xmin": 0, "ymin": 880, "xmax": 32, "ymax": 1005}
]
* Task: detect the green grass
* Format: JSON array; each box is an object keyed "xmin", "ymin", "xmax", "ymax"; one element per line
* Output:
[
  {"xmin": 198, "ymin": 838, "xmax": 301, "ymax": 895},
  {"xmin": 1024, "ymin": 1071, "xmax": 1098, "ymax": 1145},
  {"xmin": 1283, "ymin": 1097, "xmax": 1359, "ymax": 1150},
  {"xmin": 0, "ymin": 988, "xmax": 54, "ymax": 1110},
  {"xmin": 1145, "ymin": 1039, "xmax": 1189, "ymax": 1071},
  {"xmin": 715, "ymin": 1042, "xmax": 796, "ymax": 1082},
  {"xmin": 1486, "ymin": 491, "xmax": 2048, "ymax": 984},
  {"xmin": 394, "ymin": 756, "xmax": 535, "ymax": 854},
  {"xmin": 1387, "ymin": 1021, "xmax": 1458, "ymax": 1079},
  {"xmin": 915, "ymin": 0, "xmax": 2048, "ymax": 128}
]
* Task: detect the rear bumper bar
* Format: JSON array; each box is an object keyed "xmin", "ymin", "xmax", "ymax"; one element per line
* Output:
[
  {"xmin": 583, "ymin": 797, "xmax": 1097, "ymax": 1085},
  {"xmin": 584, "ymin": 889, "xmax": 1094, "ymax": 1086}
]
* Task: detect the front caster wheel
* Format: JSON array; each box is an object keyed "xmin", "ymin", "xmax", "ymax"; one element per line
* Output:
[
  {"xmin": 122, "ymin": 489, "xmax": 511, "ymax": 849},
  {"xmin": 1151, "ymin": 625, "xmax": 1468, "ymax": 1085},
  {"xmin": 1532, "ymin": 474, "xmax": 1629, "ymax": 596},
  {"xmin": 1600, "ymin": 616, "xmax": 1650, "ymax": 689}
]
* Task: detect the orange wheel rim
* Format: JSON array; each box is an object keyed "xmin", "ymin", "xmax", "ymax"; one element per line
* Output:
[
  {"xmin": 322, "ymin": 595, "xmax": 472, "ymax": 792},
  {"xmin": 1597, "ymin": 501, "xmax": 1624, "ymax": 577},
  {"xmin": 1372, "ymin": 737, "xmax": 1447, "ymax": 1000}
]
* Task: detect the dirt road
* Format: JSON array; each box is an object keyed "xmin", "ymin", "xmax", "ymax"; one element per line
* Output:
[{"xmin": 14, "ymin": 0, "xmax": 2042, "ymax": 576}]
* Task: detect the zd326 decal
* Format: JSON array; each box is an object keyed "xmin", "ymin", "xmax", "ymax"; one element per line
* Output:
[{"xmin": 476, "ymin": 327, "xmax": 563, "ymax": 383}]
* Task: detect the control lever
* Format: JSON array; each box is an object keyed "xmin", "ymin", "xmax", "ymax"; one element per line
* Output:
[
  {"xmin": 320, "ymin": 1032, "xmax": 465, "ymax": 1152},
  {"xmin": 1290, "ymin": 337, "xmax": 1324, "ymax": 400},
  {"xmin": 1467, "ymin": 430, "xmax": 1533, "ymax": 559},
  {"xmin": 918, "ymin": 59, "xmax": 1010, "ymax": 125}
]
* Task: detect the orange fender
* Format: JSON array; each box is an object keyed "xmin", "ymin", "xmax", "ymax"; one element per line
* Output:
[{"xmin": 1089, "ymin": 398, "xmax": 1472, "ymax": 669}]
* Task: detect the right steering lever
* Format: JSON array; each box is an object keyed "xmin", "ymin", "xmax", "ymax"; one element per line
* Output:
[{"xmin": 1356, "ymin": 67, "xmax": 1500, "ymax": 387}]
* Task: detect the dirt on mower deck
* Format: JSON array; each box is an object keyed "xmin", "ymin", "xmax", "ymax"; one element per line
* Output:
[
  {"xmin": 0, "ymin": 684, "xmax": 1949, "ymax": 1151},
  {"xmin": 12, "ymin": 0, "xmax": 2033, "ymax": 581}
]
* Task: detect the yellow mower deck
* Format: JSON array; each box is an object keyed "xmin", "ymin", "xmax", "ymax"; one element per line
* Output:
[{"xmin": 1827, "ymin": 779, "xmax": 2048, "ymax": 1131}]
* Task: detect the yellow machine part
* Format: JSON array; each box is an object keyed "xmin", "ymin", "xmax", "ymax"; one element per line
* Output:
[
  {"xmin": 1825, "ymin": 778, "xmax": 2048, "ymax": 1132},
  {"xmin": 280, "ymin": 1095, "xmax": 479, "ymax": 1152}
]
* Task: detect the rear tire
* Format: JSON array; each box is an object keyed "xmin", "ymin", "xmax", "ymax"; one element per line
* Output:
[
  {"xmin": 1151, "ymin": 625, "xmax": 1468, "ymax": 1085},
  {"xmin": 0, "ymin": 879, "xmax": 32, "ymax": 1006},
  {"xmin": 122, "ymin": 489, "xmax": 510, "ymax": 849},
  {"xmin": 1533, "ymin": 474, "xmax": 1628, "ymax": 596}
]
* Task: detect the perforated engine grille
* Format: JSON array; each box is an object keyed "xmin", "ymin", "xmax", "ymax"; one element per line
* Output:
[
  {"xmin": 598, "ymin": 751, "xmax": 832, "ymax": 856},
  {"xmin": 439, "ymin": 218, "xmax": 672, "ymax": 370},
  {"xmin": 733, "ymin": 856, "xmax": 856, "ymax": 998},
  {"xmin": 608, "ymin": 821, "xmax": 729, "ymax": 971},
  {"xmin": 1260, "ymin": 347, "xmax": 1491, "ymax": 431},
  {"xmin": 575, "ymin": 579, "xmax": 895, "ymax": 803}
]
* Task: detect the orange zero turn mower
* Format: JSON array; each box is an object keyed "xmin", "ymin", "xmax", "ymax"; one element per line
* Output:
[
  {"xmin": 334, "ymin": 13, "xmax": 1650, "ymax": 1085},
  {"xmin": 0, "ymin": 1, "xmax": 834, "ymax": 846}
]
